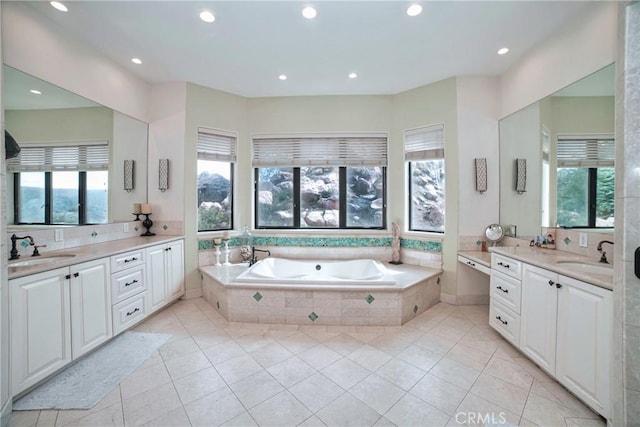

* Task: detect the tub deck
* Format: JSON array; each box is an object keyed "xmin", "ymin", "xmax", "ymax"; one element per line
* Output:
[{"xmin": 200, "ymin": 261, "xmax": 442, "ymax": 326}]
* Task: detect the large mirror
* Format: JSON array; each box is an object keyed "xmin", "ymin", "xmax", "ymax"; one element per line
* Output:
[
  {"xmin": 499, "ymin": 64, "xmax": 615, "ymax": 238},
  {"xmin": 3, "ymin": 65, "xmax": 148, "ymax": 228}
]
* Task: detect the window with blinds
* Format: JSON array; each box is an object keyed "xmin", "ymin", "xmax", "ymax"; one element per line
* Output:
[
  {"xmin": 404, "ymin": 124, "xmax": 446, "ymax": 233},
  {"xmin": 556, "ymin": 135, "xmax": 615, "ymax": 168},
  {"xmin": 7, "ymin": 141, "xmax": 109, "ymax": 172},
  {"xmin": 197, "ymin": 127, "xmax": 236, "ymax": 232}
]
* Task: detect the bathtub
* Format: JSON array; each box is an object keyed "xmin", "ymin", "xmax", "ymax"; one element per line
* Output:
[{"xmin": 234, "ymin": 257, "xmax": 395, "ymax": 285}]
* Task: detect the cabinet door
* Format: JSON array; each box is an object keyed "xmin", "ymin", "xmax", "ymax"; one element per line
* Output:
[
  {"xmin": 520, "ymin": 264, "xmax": 558, "ymax": 375},
  {"xmin": 10, "ymin": 267, "xmax": 71, "ymax": 395},
  {"xmin": 556, "ymin": 275, "xmax": 612, "ymax": 418},
  {"xmin": 70, "ymin": 258, "xmax": 113, "ymax": 359},
  {"xmin": 166, "ymin": 240, "xmax": 184, "ymax": 302},
  {"xmin": 146, "ymin": 244, "xmax": 167, "ymax": 312}
]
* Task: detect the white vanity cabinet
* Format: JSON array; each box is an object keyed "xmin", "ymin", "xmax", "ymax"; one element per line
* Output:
[
  {"xmin": 110, "ymin": 249, "xmax": 148, "ymax": 336},
  {"xmin": 146, "ymin": 240, "xmax": 185, "ymax": 313},
  {"xmin": 10, "ymin": 258, "xmax": 112, "ymax": 395}
]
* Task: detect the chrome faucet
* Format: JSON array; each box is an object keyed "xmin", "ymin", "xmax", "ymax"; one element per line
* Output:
[
  {"xmin": 596, "ymin": 240, "xmax": 614, "ymax": 264},
  {"xmin": 250, "ymin": 247, "xmax": 271, "ymax": 266},
  {"xmin": 10, "ymin": 234, "xmax": 34, "ymax": 260}
]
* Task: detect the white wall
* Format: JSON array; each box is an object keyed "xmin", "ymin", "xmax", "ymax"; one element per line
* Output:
[
  {"xmin": 1, "ymin": 2, "xmax": 151, "ymax": 122},
  {"xmin": 499, "ymin": 1, "xmax": 617, "ymax": 118}
]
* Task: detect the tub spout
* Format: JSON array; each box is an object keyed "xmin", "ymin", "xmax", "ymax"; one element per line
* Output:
[{"xmin": 250, "ymin": 247, "xmax": 271, "ymax": 266}]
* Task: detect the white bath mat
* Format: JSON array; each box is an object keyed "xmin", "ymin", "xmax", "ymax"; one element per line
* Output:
[{"xmin": 13, "ymin": 331, "xmax": 171, "ymax": 410}]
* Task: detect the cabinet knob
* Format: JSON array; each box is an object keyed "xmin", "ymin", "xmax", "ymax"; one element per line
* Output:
[
  {"xmin": 556, "ymin": 283, "xmax": 562, "ymax": 289},
  {"xmin": 548, "ymin": 280, "xmax": 554, "ymax": 286},
  {"xmin": 73, "ymin": 272, "xmax": 79, "ymax": 278},
  {"xmin": 65, "ymin": 274, "xmax": 71, "ymax": 280},
  {"xmin": 467, "ymin": 261, "xmax": 476, "ymax": 267}
]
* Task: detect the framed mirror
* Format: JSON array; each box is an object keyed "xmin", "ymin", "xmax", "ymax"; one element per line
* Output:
[
  {"xmin": 499, "ymin": 64, "xmax": 615, "ymax": 238},
  {"xmin": 3, "ymin": 65, "xmax": 149, "ymax": 228}
]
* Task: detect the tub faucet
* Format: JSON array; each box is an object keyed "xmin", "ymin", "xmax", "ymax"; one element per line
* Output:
[
  {"xmin": 250, "ymin": 247, "xmax": 271, "ymax": 266},
  {"xmin": 10, "ymin": 234, "xmax": 34, "ymax": 260},
  {"xmin": 596, "ymin": 240, "xmax": 614, "ymax": 264}
]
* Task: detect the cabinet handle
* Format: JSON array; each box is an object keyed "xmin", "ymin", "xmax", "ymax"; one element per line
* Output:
[
  {"xmin": 165, "ymin": 247, "xmax": 172, "ymax": 251},
  {"xmin": 467, "ymin": 261, "xmax": 476, "ymax": 267},
  {"xmin": 126, "ymin": 307, "xmax": 140, "ymax": 316},
  {"xmin": 124, "ymin": 279, "xmax": 138, "ymax": 287},
  {"xmin": 65, "ymin": 274, "xmax": 71, "ymax": 280},
  {"xmin": 548, "ymin": 280, "xmax": 555, "ymax": 287},
  {"xmin": 73, "ymin": 272, "xmax": 79, "ymax": 278},
  {"xmin": 497, "ymin": 262, "xmax": 510, "ymax": 269},
  {"xmin": 124, "ymin": 257, "xmax": 138, "ymax": 263},
  {"xmin": 495, "ymin": 315, "xmax": 508, "ymax": 325},
  {"xmin": 556, "ymin": 283, "xmax": 562, "ymax": 289},
  {"xmin": 496, "ymin": 285, "xmax": 509, "ymax": 293}
]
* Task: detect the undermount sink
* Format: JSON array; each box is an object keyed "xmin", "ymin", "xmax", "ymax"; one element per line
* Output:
[
  {"xmin": 556, "ymin": 260, "xmax": 613, "ymax": 277},
  {"xmin": 9, "ymin": 253, "xmax": 77, "ymax": 269}
]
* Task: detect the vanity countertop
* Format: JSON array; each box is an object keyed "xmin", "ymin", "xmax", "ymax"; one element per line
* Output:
[
  {"xmin": 489, "ymin": 246, "xmax": 613, "ymax": 291},
  {"xmin": 458, "ymin": 250, "xmax": 492, "ymax": 268},
  {"xmin": 8, "ymin": 235, "xmax": 184, "ymax": 280}
]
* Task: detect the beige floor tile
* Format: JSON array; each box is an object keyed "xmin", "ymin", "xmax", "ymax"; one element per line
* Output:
[
  {"xmin": 429, "ymin": 357, "xmax": 482, "ymax": 390},
  {"xmin": 350, "ymin": 374, "xmax": 406, "ymax": 415},
  {"xmin": 61, "ymin": 402, "xmax": 124, "ymax": 427},
  {"xmin": 373, "ymin": 416, "xmax": 397, "ymax": 426},
  {"xmin": 220, "ymin": 411, "xmax": 258, "ymax": 427},
  {"xmin": 367, "ymin": 334, "xmax": 412, "ymax": 356},
  {"xmin": 54, "ymin": 387, "xmax": 122, "ymax": 426},
  {"xmin": 564, "ymin": 417, "xmax": 606, "ymax": 426},
  {"xmin": 455, "ymin": 393, "xmax": 521, "ymax": 426},
  {"xmin": 322, "ymin": 333, "xmax": 366, "ymax": 356},
  {"xmin": 122, "ymin": 383, "xmax": 182, "ymax": 426},
  {"xmin": 375, "ymin": 358, "xmax": 427, "ymax": 391},
  {"xmin": 384, "ymin": 393, "xmax": 450, "ymax": 427},
  {"xmin": 414, "ymin": 331, "xmax": 459, "ymax": 355},
  {"xmin": 275, "ymin": 332, "xmax": 319, "ymax": 354},
  {"xmin": 120, "ymin": 361, "xmax": 172, "ymax": 399},
  {"xmin": 347, "ymin": 345, "xmax": 393, "ymax": 371},
  {"xmin": 249, "ymin": 391, "xmax": 312, "ymax": 427},
  {"xmin": 409, "ymin": 373, "xmax": 467, "ymax": 416},
  {"xmin": 446, "ymin": 342, "xmax": 493, "ymax": 371},
  {"xmin": 297, "ymin": 415, "xmax": 328, "ymax": 427},
  {"xmin": 396, "ymin": 344, "xmax": 442, "ymax": 371},
  {"xmin": 315, "ymin": 393, "xmax": 382, "ymax": 427},
  {"xmin": 191, "ymin": 329, "xmax": 233, "ymax": 350},
  {"xmin": 289, "ymin": 373, "xmax": 345, "ymax": 412},
  {"xmin": 320, "ymin": 358, "xmax": 371, "ymax": 390},
  {"xmin": 173, "ymin": 366, "xmax": 227, "ymax": 405},
  {"xmin": 266, "ymin": 356, "xmax": 317, "ymax": 388},
  {"xmin": 35, "ymin": 410, "xmax": 58, "ymax": 427},
  {"xmin": 159, "ymin": 336, "xmax": 200, "ymax": 361},
  {"xmin": 483, "ymin": 355, "xmax": 534, "ymax": 390},
  {"xmin": 297, "ymin": 344, "xmax": 343, "ymax": 370},
  {"xmin": 214, "ymin": 354, "xmax": 263, "ymax": 385},
  {"xmin": 140, "ymin": 406, "xmax": 190, "ymax": 427},
  {"xmin": 164, "ymin": 350, "xmax": 212, "ymax": 381},
  {"xmin": 529, "ymin": 380, "xmax": 602, "ymax": 419},
  {"xmin": 470, "ymin": 373, "xmax": 529, "ymax": 415},
  {"xmin": 229, "ymin": 370, "xmax": 285, "ymax": 409},
  {"xmin": 184, "ymin": 387, "xmax": 245, "ymax": 427},
  {"xmin": 202, "ymin": 340, "xmax": 245, "ymax": 365},
  {"xmin": 248, "ymin": 341, "xmax": 293, "ymax": 368},
  {"xmin": 511, "ymin": 357, "xmax": 555, "ymax": 383},
  {"xmin": 234, "ymin": 332, "xmax": 276, "ymax": 352},
  {"xmin": 522, "ymin": 393, "xmax": 583, "ymax": 427},
  {"xmin": 9, "ymin": 410, "xmax": 40, "ymax": 427}
]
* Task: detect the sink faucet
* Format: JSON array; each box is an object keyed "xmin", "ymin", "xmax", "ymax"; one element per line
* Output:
[
  {"xmin": 10, "ymin": 234, "xmax": 34, "ymax": 260},
  {"xmin": 596, "ymin": 240, "xmax": 614, "ymax": 264},
  {"xmin": 250, "ymin": 247, "xmax": 271, "ymax": 266}
]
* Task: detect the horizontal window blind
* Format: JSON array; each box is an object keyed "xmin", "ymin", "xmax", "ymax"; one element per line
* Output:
[
  {"xmin": 404, "ymin": 124, "xmax": 445, "ymax": 161},
  {"xmin": 557, "ymin": 135, "xmax": 614, "ymax": 168},
  {"xmin": 198, "ymin": 127, "xmax": 237, "ymax": 162},
  {"xmin": 7, "ymin": 141, "xmax": 109, "ymax": 172},
  {"xmin": 252, "ymin": 134, "xmax": 387, "ymax": 167}
]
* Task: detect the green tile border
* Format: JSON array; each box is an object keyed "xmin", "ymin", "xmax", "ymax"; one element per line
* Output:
[{"xmin": 198, "ymin": 235, "xmax": 442, "ymax": 253}]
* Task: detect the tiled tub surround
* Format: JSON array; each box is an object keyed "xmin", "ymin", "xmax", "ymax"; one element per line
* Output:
[{"xmin": 200, "ymin": 262, "xmax": 442, "ymax": 326}]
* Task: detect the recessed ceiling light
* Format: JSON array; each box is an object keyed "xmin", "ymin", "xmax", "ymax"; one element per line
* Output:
[
  {"xmin": 279, "ymin": 74, "xmax": 288, "ymax": 81},
  {"xmin": 349, "ymin": 72, "xmax": 358, "ymax": 79},
  {"xmin": 302, "ymin": 6, "xmax": 317, "ymax": 19},
  {"xmin": 200, "ymin": 10, "xmax": 215, "ymax": 23},
  {"xmin": 50, "ymin": 1, "xmax": 68, "ymax": 12},
  {"xmin": 131, "ymin": 58, "xmax": 142, "ymax": 65},
  {"xmin": 497, "ymin": 47, "xmax": 509, "ymax": 55},
  {"xmin": 30, "ymin": 89, "xmax": 42, "ymax": 95},
  {"xmin": 406, "ymin": 4, "xmax": 422, "ymax": 17}
]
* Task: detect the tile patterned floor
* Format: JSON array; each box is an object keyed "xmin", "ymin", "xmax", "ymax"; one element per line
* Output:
[{"xmin": 9, "ymin": 298, "xmax": 606, "ymax": 427}]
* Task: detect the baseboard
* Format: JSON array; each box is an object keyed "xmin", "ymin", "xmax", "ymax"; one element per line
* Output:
[
  {"xmin": 185, "ymin": 288, "xmax": 203, "ymax": 299},
  {"xmin": 1, "ymin": 398, "xmax": 11, "ymax": 427},
  {"xmin": 440, "ymin": 293, "xmax": 456, "ymax": 305}
]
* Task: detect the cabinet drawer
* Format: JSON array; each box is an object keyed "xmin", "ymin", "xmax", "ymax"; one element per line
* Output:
[
  {"xmin": 489, "ymin": 299, "xmax": 520, "ymax": 347},
  {"xmin": 111, "ymin": 250, "xmax": 144, "ymax": 273},
  {"xmin": 491, "ymin": 254, "xmax": 522, "ymax": 279},
  {"xmin": 490, "ymin": 270, "xmax": 521, "ymax": 314},
  {"xmin": 458, "ymin": 255, "xmax": 491, "ymax": 275},
  {"xmin": 111, "ymin": 266, "xmax": 145, "ymax": 304},
  {"xmin": 112, "ymin": 292, "xmax": 147, "ymax": 336}
]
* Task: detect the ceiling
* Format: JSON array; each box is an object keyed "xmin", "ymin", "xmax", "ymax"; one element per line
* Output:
[{"xmin": 18, "ymin": 1, "xmax": 595, "ymax": 98}]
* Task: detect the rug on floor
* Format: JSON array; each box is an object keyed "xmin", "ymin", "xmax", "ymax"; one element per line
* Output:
[{"xmin": 13, "ymin": 331, "xmax": 172, "ymax": 410}]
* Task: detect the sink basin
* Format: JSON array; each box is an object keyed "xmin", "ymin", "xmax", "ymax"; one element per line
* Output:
[
  {"xmin": 556, "ymin": 260, "xmax": 613, "ymax": 277},
  {"xmin": 9, "ymin": 253, "xmax": 77, "ymax": 269}
]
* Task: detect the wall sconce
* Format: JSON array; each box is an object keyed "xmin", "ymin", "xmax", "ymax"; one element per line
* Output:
[
  {"xmin": 158, "ymin": 159, "xmax": 169, "ymax": 192},
  {"xmin": 515, "ymin": 158, "xmax": 527, "ymax": 194},
  {"xmin": 123, "ymin": 160, "xmax": 134, "ymax": 192},
  {"xmin": 475, "ymin": 158, "xmax": 487, "ymax": 194}
]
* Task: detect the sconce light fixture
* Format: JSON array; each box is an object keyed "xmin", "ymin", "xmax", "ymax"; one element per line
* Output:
[
  {"xmin": 515, "ymin": 158, "xmax": 527, "ymax": 194},
  {"xmin": 158, "ymin": 159, "xmax": 169, "ymax": 192},
  {"xmin": 475, "ymin": 158, "xmax": 487, "ymax": 194},
  {"xmin": 124, "ymin": 160, "xmax": 134, "ymax": 192}
]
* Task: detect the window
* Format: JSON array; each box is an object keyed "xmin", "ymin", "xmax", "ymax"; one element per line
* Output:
[
  {"xmin": 9, "ymin": 142, "xmax": 109, "ymax": 225},
  {"xmin": 556, "ymin": 135, "xmax": 614, "ymax": 228},
  {"xmin": 253, "ymin": 134, "xmax": 387, "ymax": 229},
  {"xmin": 404, "ymin": 124, "xmax": 445, "ymax": 233},
  {"xmin": 197, "ymin": 128, "xmax": 236, "ymax": 231}
]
